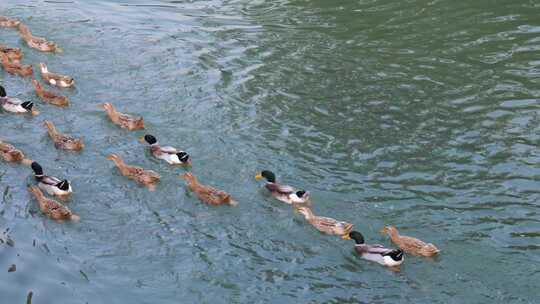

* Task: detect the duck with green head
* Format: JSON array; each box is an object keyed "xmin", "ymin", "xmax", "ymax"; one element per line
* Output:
[
  {"xmin": 255, "ymin": 170, "xmax": 310, "ymax": 204},
  {"xmin": 343, "ymin": 231, "xmax": 404, "ymax": 267}
]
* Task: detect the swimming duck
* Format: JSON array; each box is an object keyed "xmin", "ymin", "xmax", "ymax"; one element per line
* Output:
[
  {"xmin": 0, "ymin": 85, "xmax": 38, "ymax": 115},
  {"xmin": 0, "ymin": 45, "xmax": 23, "ymax": 63},
  {"xmin": 0, "ymin": 52, "xmax": 33, "ymax": 77},
  {"xmin": 43, "ymin": 120, "xmax": 84, "ymax": 151},
  {"xmin": 295, "ymin": 206, "xmax": 353, "ymax": 236},
  {"xmin": 31, "ymin": 161, "xmax": 72, "ymax": 199},
  {"xmin": 0, "ymin": 16, "xmax": 20, "ymax": 28},
  {"xmin": 106, "ymin": 154, "xmax": 160, "ymax": 190},
  {"xmin": 32, "ymin": 79, "xmax": 69, "ymax": 107},
  {"xmin": 255, "ymin": 170, "xmax": 310, "ymax": 204},
  {"xmin": 17, "ymin": 23, "xmax": 60, "ymax": 53},
  {"xmin": 380, "ymin": 226, "xmax": 440, "ymax": 257},
  {"xmin": 0, "ymin": 140, "xmax": 25, "ymax": 163},
  {"xmin": 28, "ymin": 186, "xmax": 79, "ymax": 221},
  {"xmin": 39, "ymin": 63, "xmax": 74, "ymax": 88},
  {"xmin": 140, "ymin": 134, "xmax": 190, "ymax": 165},
  {"xmin": 101, "ymin": 103, "xmax": 144, "ymax": 130},
  {"xmin": 343, "ymin": 231, "xmax": 404, "ymax": 267},
  {"xmin": 180, "ymin": 172, "xmax": 237, "ymax": 206}
]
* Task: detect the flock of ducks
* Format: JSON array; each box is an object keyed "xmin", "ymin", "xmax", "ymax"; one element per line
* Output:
[{"xmin": 0, "ymin": 15, "xmax": 441, "ymax": 270}]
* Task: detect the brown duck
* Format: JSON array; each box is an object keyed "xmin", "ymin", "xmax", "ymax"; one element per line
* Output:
[
  {"xmin": 28, "ymin": 186, "xmax": 79, "ymax": 221},
  {"xmin": 0, "ymin": 16, "xmax": 20, "ymax": 28},
  {"xmin": 295, "ymin": 206, "xmax": 353, "ymax": 236},
  {"xmin": 43, "ymin": 120, "xmax": 84, "ymax": 151},
  {"xmin": 380, "ymin": 226, "xmax": 440, "ymax": 257},
  {"xmin": 33, "ymin": 79, "xmax": 69, "ymax": 107},
  {"xmin": 106, "ymin": 154, "xmax": 160, "ymax": 190},
  {"xmin": 101, "ymin": 103, "xmax": 144, "ymax": 130},
  {"xmin": 0, "ymin": 45, "xmax": 23, "ymax": 63},
  {"xmin": 180, "ymin": 172, "xmax": 237, "ymax": 206},
  {"xmin": 0, "ymin": 140, "xmax": 25, "ymax": 163},
  {"xmin": 0, "ymin": 52, "xmax": 32, "ymax": 77},
  {"xmin": 18, "ymin": 23, "xmax": 60, "ymax": 53}
]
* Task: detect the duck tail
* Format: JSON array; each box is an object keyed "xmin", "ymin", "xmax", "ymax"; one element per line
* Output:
[
  {"xmin": 21, "ymin": 158, "xmax": 33, "ymax": 166},
  {"xmin": 422, "ymin": 243, "xmax": 440, "ymax": 256}
]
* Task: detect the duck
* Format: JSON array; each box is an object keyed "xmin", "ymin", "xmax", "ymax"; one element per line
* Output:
[
  {"xmin": 17, "ymin": 23, "xmax": 60, "ymax": 53},
  {"xmin": 0, "ymin": 52, "xmax": 33, "ymax": 77},
  {"xmin": 342, "ymin": 231, "xmax": 404, "ymax": 267},
  {"xmin": 140, "ymin": 134, "xmax": 190, "ymax": 165},
  {"xmin": 0, "ymin": 16, "xmax": 20, "ymax": 28},
  {"xmin": 32, "ymin": 79, "xmax": 69, "ymax": 107},
  {"xmin": 101, "ymin": 103, "xmax": 144, "ymax": 130},
  {"xmin": 180, "ymin": 172, "xmax": 237, "ymax": 206},
  {"xmin": 43, "ymin": 120, "xmax": 84, "ymax": 151},
  {"xmin": 28, "ymin": 186, "xmax": 79, "ymax": 221},
  {"xmin": 106, "ymin": 154, "xmax": 160, "ymax": 190},
  {"xmin": 380, "ymin": 226, "xmax": 440, "ymax": 257},
  {"xmin": 255, "ymin": 170, "xmax": 310, "ymax": 204},
  {"xmin": 39, "ymin": 63, "xmax": 74, "ymax": 88},
  {"xmin": 0, "ymin": 140, "xmax": 25, "ymax": 163},
  {"xmin": 295, "ymin": 206, "xmax": 353, "ymax": 236},
  {"xmin": 31, "ymin": 161, "xmax": 72, "ymax": 199},
  {"xmin": 0, "ymin": 85, "xmax": 38, "ymax": 115},
  {"xmin": 0, "ymin": 45, "xmax": 23, "ymax": 63}
]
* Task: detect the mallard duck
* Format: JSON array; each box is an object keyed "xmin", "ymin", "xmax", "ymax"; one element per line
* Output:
[
  {"xmin": 39, "ymin": 63, "xmax": 74, "ymax": 88},
  {"xmin": 101, "ymin": 103, "xmax": 144, "ymax": 130},
  {"xmin": 43, "ymin": 120, "xmax": 84, "ymax": 151},
  {"xmin": 0, "ymin": 16, "xmax": 20, "ymax": 28},
  {"xmin": 180, "ymin": 172, "xmax": 237, "ymax": 206},
  {"xmin": 31, "ymin": 161, "xmax": 72, "ymax": 200},
  {"xmin": 295, "ymin": 206, "xmax": 353, "ymax": 236},
  {"xmin": 28, "ymin": 186, "xmax": 79, "ymax": 221},
  {"xmin": 0, "ymin": 85, "xmax": 38, "ymax": 115},
  {"xmin": 0, "ymin": 45, "xmax": 23, "ymax": 63},
  {"xmin": 140, "ymin": 134, "xmax": 190, "ymax": 165},
  {"xmin": 255, "ymin": 170, "xmax": 310, "ymax": 204},
  {"xmin": 32, "ymin": 79, "xmax": 69, "ymax": 107},
  {"xmin": 17, "ymin": 23, "xmax": 60, "ymax": 53},
  {"xmin": 0, "ymin": 52, "xmax": 33, "ymax": 77},
  {"xmin": 343, "ymin": 231, "xmax": 404, "ymax": 267},
  {"xmin": 106, "ymin": 154, "xmax": 160, "ymax": 190},
  {"xmin": 0, "ymin": 140, "xmax": 25, "ymax": 163},
  {"xmin": 380, "ymin": 226, "xmax": 440, "ymax": 257}
]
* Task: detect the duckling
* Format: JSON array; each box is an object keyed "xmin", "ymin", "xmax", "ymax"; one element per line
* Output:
[
  {"xmin": 0, "ymin": 140, "xmax": 25, "ymax": 163},
  {"xmin": 255, "ymin": 170, "xmax": 310, "ymax": 204},
  {"xmin": 380, "ymin": 226, "xmax": 440, "ymax": 257},
  {"xmin": 32, "ymin": 79, "xmax": 69, "ymax": 107},
  {"xmin": 17, "ymin": 23, "xmax": 60, "ymax": 53},
  {"xmin": 343, "ymin": 231, "xmax": 404, "ymax": 267},
  {"xmin": 0, "ymin": 45, "xmax": 23, "ymax": 63},
  {"xmin": 101, "ymin": 103, "xmax": 144, "ymax": 130},
  {"xmin": 180, "ymin": 172, "xmax": 237, "ymax": 206},
  {"xmin": 28, "ymin": 186, "xmax": 79, "ymax": 221},
  {"xmin": 140, "ymin": 134, "xmax": 190, "ymax": 165},
  {"xmin": 0, "ymin": 85, "xmax": 38, "ymax": 115},
  {"xmin": 0, "ymin": 16, "xmax": 20, "ymax": 28},
  {"xmin": 295, "ymin": 206, "xmax": 353, "ymax": 236},
  {"xmin": 43, "ymin": 120, "xmax": 84, "ymax": 151},
  {"xmin": 106, "ymin": 154, "xmax": 160, "ymax": 190},
  {"xmin": 39, "ymin": 63, "xmax": 74, "ymax": 88},
  {"xmin": 31, "ymin": 161, "xmax": 72, "ymax": 199},
  {"xmin": 0, "ymin": 52, "xmax": 33, "ymax": 77}
]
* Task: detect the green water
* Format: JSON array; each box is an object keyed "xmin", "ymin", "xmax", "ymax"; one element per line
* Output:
[{"xmin": 1, "ymin": 0, "xmax": 539, "ymax": 303}]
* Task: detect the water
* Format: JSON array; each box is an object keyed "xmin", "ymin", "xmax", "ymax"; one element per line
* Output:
[{"xmin": 1, "ymin": 0, "xmax": 539, "ymax": 303}]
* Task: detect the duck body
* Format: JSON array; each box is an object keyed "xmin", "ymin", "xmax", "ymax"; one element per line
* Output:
[
  {"xmin": 0, "ymin": 52, "xmax": 33, "ymax": 77},
  {"xmin": 18, "ymin": 23, "xmax": 59, "ymax": 52},
  {"xmin": 106, "ymin": 154, "xmax": 160, "ymax": 189},
  {"xmin": 343, "ymin": 231, "xmax": 404, "ymax": 267},
  {"xmin": 381, "ymin": 226, "xmax": 440, "ymax": 257},
  {"xmin": 31, "ymin": 162, "xmax": 72, "ymax": 199},
  {"xmin": 102, "ymin": 103, "xmax": 144, "ymax": 130},
  {"xmin": 0, "ymin": 85, "xmax": 37, "ymax": 115},
  {"xmin": 256, "ymin": 170, "xmax": 310, "ymax": 204},
  {"xmin": 0, "ymin": 45, "xmax": 23, "ymax": 63},
  {"xmin": 32, "ymin": 79, "xmax": 69, "ymax": 107},
  {"xmin": 181, "ymin": 172, "xmax": 236, "ymax": 206},
  {"xmin": 0, "ymin": 16, "xmax": 20, "ymax": 28},
  {"xmin": 28, "ymin": 186, "xmax": 79, "ymax": 221},
  {"xmin": 43, "ymin": 120, "xmax": 84, "ymax": 151},
  {"xmin": 296, "ymin": 206, "xmax": 353, "ymax": 236},
  {"xmin": 0, "ymin": 140, "xmax": 25, "ymax": 162},
  {"xmin": 39, "ymin": 63, "xmax": 74, "ymax": 88},
  {"xmin": 141, "ymin": 135, "xmax": 190, "ymax": 165}
]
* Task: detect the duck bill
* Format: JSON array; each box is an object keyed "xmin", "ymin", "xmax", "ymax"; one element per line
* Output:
[
  {"xmin": 138, "ymin": 136, "xmax": 145, "ymax": 143},
  {"xmin": 341, "ymin": 234, "xmax": 351, "ymax": 240},
  {"xmin": 255, "ymin": 172, "xmax": 263, "ymax": 180}
]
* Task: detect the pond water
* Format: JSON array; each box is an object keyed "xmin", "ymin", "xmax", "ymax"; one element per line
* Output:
[{"xmin": 1, "ymin": 0, "xmax": 539, "ymax": 303}]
